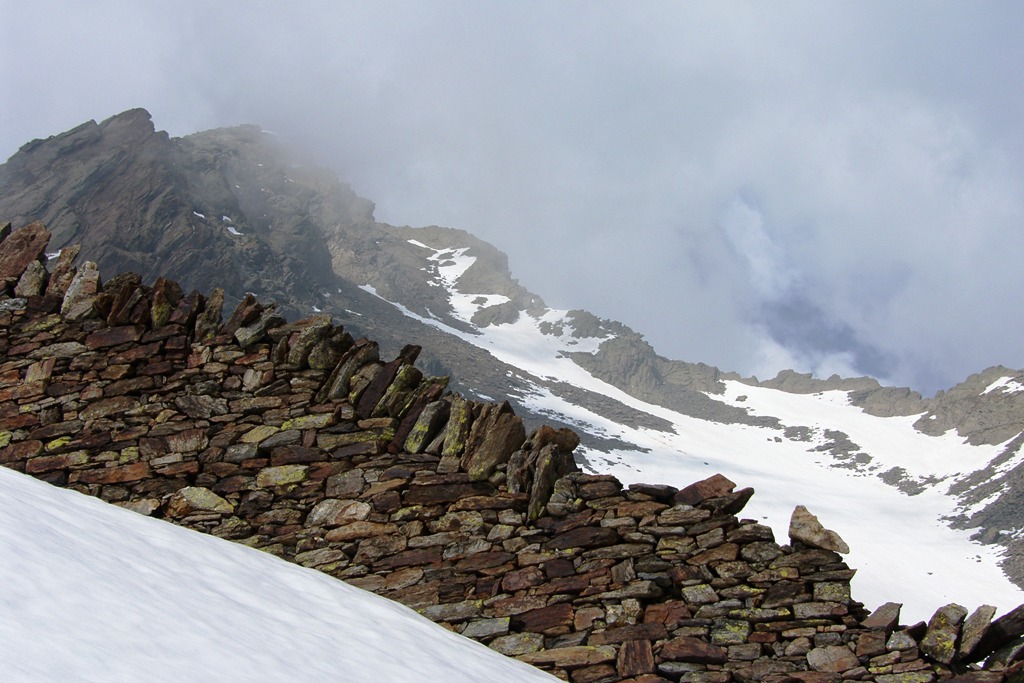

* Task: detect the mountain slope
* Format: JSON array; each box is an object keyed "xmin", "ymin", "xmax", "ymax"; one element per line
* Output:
[{"xmin": 2, "ymin": 109, "xmax": 1024, "ymax": 614}]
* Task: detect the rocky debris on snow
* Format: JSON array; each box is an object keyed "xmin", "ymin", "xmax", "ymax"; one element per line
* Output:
[{"xmin": 2, "ymin": 221, "xmax": 1024, "ymax": 683}]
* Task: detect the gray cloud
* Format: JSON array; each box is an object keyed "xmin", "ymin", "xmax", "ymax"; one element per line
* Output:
[{"xmin": 3, "ymin": 1, "xmax": 1024, "ymax": 395}]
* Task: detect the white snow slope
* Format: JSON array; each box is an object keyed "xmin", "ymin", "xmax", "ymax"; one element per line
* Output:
[
  {"xmin": 366, "ymin": 240, "xmax": 1024, "ymax": 624},
  {"xmin": 0, "ymin": 466, "xmax": 557, "ymax": 683}
]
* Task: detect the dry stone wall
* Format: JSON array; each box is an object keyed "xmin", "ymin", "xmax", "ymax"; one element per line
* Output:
[{"xmin": 2, "ymin": 220, "xmax": 1024, "ymax": 683}]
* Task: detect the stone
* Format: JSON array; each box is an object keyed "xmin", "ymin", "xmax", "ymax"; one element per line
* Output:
[
  {"xmin": 85, "ymin": 325, "xmax": 145, "ymax": 349},
  {"xmin": 660, "ymin": 636, "xmax": 727, "ymax": 663},
  {"xmin": 403, "ymin": 400, "xmax": 450, "ymax": 454},
  {"xmin": 856, "ymin": 631, "xmax": 889, "ymax": 658},
  {"xmin": 863, "ymin": 602, "xmax": 903, "ymax": 634},
  {"xmin": 403, "ymin": 481, "xmax": 494, "ymax": 505},
  {"xmin": 166, "ymin": 487, "xmax": 234, "ymax": 517},
  {"xmin": 61, "ymin": 261, "xmax": 101, "ymax": 320},
  {"xmin": 74, "ymin": 462, "xmax": 150, "ymax": 484},
  {"xmin": 489, "ymin": 632, "xmax": 544, "ymax": 656},
  {"xmin": 421, "ymin": 600, "xmax": 482, "ymax": 623},
  {"xmin": 789, "ymin": 505, "xmax": 850, "ymax": 553},
  {"xmin": 971, "ymin": 602, "xmax": 1024, "ymax": 663},
  {"xmin": 305, "ymin": 499, "xmax": 371, "ymax": 527},
  {"xmin": 461, "ymin": 617, "xmax": 511, "ymax": 639},
  {"xmin": 674, "ymin": 473, "xmax": 735, "ymax": 506},
  {"xmin": 618, "ymin": 639, "xmax": 656, "ymax": 677},
  {"xmin": 45, "ymin": 244, "xmax": 81, "ymax": 298},
  {"xmin": 326, "ymin": 469, "xmax": 365, "ymax": 498},
  {"xmin": 517, "ymin": 645, "xmax": 617, "ymax": 668},
  {"xmin": 528, "ymin": 444, "xmax": 578, "ymax": 521},
  {"xmin": 710, "ymin": 619, "xmax": 751, "ymax": 645},
  {"xmin": 441, "ymin": 396, "xmax": 473, "ymax": 458},
  {"xmin": 513, "ymin": 603, "xmax": 574, "ymax": 633},
  {"xmin": 920, "ymin": 602, "xmax": 967, "ymax": 665},
  {"xmin": 325, "ymin": 521, "xmax": 398, "ymax": 542},
  {"xmin": 286, "ymin": 314, "xmax": 333, "ymax": 367},
  {"xmin": 194, "ymin": 287, "xmax": 224, "ymax": 339},
  {"xmin": 958, "ymin": 604, "xmax": 997, "ymax": 662},
  {"xmin": 546, "ymin": 525, "xmax": 620, "ymax": 550},
  {"xmin": 79, "ymin": 397, "xmax": 140, "ymax": 421},
  {"xmin": 589, "ymin": 623, "xmax": 668, "ymax": 646},
  {"xmin": 461, "ymin": 402, "xmax": 525, "ymax": 482},
  {"xmin": 874, "ymin": 673, "xmax": 936, "ymax": 683},
  {"xmin": 0, "ymin": 221, "xmax": 50, "ymax": 287},
  {"xmin": 174, "ymin": 395, "xmax": 229, "ymax": 419},
  {"xmin": 150, "ymin": 276, "xmax": 183, "ymax": 329},
  {"xmin": 14, "ymin": 260, "xmax": 47, "ymax": 297},
  {"xmin": 235, "ymin": 306, "xmax": 286, "ymax": 348},
  {"xmin": 681, "ymin": 583, "xmax": 719, "ymax": 605},
  {"xmin": 702, "ymin": 487, "xmax": 755, "ymax": 515},
  {"xmin": 352, "ymin": 533, "xmax": 408, "ymax": 565},
  {"xmin": 255, "ymin": 465, "xmax": 309, "ymax": 487},
  {"xmin": 807, "ymin": 645, "xmax": 860, "ymax": 672}
]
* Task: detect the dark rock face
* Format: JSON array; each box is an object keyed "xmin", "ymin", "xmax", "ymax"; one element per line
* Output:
[
  {"xmin": 2, "ymin": 225, "xmax": 1024, "ymax": 683},
  {"xmin": 0, "ymin": 110, "xmax": 352, "ymax": 314}
]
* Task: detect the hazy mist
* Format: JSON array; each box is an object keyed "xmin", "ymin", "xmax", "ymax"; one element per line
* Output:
[{"xmin": 3, "ymin": 1, "xmax": 1023, "ymax": 396}]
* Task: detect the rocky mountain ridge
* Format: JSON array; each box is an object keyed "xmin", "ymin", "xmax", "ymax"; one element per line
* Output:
[{"xmin": 3, "ymin": 109, "xmax": 1024, "ymax": 591}]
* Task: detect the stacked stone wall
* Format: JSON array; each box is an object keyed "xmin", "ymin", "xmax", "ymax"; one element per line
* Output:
[{"xmin": 2, "ymin": 220, "xmax": 1023, "ymax": 683}]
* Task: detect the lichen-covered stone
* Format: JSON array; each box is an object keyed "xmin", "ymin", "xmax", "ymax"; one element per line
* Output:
[
  {"xmin": 166, "ymin": 486, "xmax": 234, "ymax": 517},
  {"xmin": 255, "ymin": 465, "xmax": 309, "ymax": 488},
  {"xmin": 921, "ymin": 603, "xmax": 968, "ymax": 665}
]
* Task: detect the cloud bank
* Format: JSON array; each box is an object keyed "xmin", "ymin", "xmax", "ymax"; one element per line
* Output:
[{"xmin": 3, "ymin": 1, "xmax": 1023, "ymax": 395}]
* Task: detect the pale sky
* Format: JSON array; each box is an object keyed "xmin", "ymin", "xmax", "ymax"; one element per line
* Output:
[{"xmin": 3, "ymin": 1, "xmax": 1023, "ymax": 395}]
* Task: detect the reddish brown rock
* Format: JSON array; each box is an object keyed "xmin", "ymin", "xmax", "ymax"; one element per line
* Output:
[
  {"xmin": 86, "ymin": 325, "xmax": 145, "ymax": 349},
  {"xmin": 617, "ymin": 639, "xmax": 655, "ymax": 677},
  {"xmin": 518, "ymin": 645, "xmax": 617, "ymax": 668},
  {"xmin": 74, "ymin": 462, "xmax": 151, "ymax": 484},
  {"xmin": 403, "ymin": 481, "xmax": 495, "ymax": 504},
  {"xmin": 546, "ymin": 525, "xmax": 621, "ymax": 550},
  {"xmin": 674, "ymin": 473, "xmax": 736, "ymax": 506},
  {"xmin": 589, "ymin": 623, "xmax": 668, "ymax": 646},
  {"xmin": 513, "ymin": 603, "xmax": 574, "ymax": 634},
  {"xmin": 660, "ymin": 636, "xmax": 727, "ymax": 663},
  {"xmin": 0, "ymin": 221, "xmax": 51, "ymax": 287}
]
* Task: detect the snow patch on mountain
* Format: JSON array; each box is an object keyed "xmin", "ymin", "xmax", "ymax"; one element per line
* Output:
[{"xmin": 984, "ymin": 376, "xmax": 1024, "ymax": 395}]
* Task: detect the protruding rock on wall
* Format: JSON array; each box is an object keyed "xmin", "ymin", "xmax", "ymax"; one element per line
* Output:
[{"xmin": 2, "ymin": 221, "xmax": 1023, "ymax": 683}]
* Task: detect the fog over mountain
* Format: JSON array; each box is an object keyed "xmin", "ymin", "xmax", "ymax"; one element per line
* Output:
[{"xmin": 3, "ymin": 1, "xmax": 1024, "ymax": 395}]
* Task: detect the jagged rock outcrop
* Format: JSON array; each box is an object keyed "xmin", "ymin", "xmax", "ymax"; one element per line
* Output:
[{"xmin": 4, "ymin": 223, "xmax": 1024, "ymax": 683}]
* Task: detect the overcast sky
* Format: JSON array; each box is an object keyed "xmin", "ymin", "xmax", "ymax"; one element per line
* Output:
[{"xmin": 3, "ymin": 1, "xmax": 1023, "ymax": 395}]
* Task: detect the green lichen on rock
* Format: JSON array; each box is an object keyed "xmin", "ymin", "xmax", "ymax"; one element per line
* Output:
[
  {"xmin": 256, "ymin": 464, "xmax": 309, "ymax": 488},
  {"xmin": 240, "ymin": 425, "xmax": 279, "ymax": 444},
  {"xmin": 442, "ymin": 396, "xmax": 472, "ymax": 458},
  {"xmin": 920, "ymin": 602, "xmax": 968, "ymax": 665},
  {"xmin": 281, "ymin": 413, "xmax": 334, "ymax": 431}
]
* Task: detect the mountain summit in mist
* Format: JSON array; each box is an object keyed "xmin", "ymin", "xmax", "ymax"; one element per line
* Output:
[{"xmin": 3, "ymin": 109, "xmax": 1024, "ymax": 607}]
